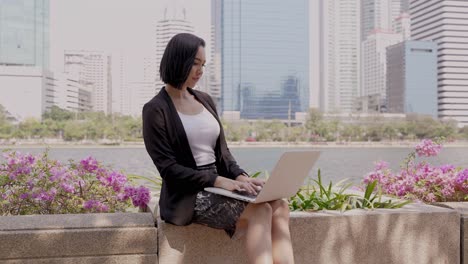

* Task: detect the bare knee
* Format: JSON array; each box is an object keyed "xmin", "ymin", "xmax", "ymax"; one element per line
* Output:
[
  {"xmin": 238, "ymin": 202, "xmax": 272, "ymax": 223},
  {"xmin": 271, "ymin": 199, "xmax": 290, "ymax": 219},
  {"xmin": 242, "ymin": 203, "xmax": 272, "ymax": 223},
  {"xmin": 254, "ymin": 202, "xmax": 273, "ymax": 218}
]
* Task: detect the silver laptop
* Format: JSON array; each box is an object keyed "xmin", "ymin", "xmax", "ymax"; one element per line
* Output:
[{"xmin": 204, "ymin": 151, "xmax": 320, "ymax": 203}]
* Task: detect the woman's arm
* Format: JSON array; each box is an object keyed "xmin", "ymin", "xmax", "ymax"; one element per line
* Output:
[{"xmin": 142, "ymin": 103, "xmax": 217, "ymax": 189}]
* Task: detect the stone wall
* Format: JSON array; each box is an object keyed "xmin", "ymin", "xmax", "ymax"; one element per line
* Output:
[
  {"xmin": 0, "ymin": 203, "xmax": 462, "ymax": 264},
  {"xmin": 158, "ymin": 203, "xmax": 459, "ymax": 264},
  {"xmin": 0, "ymin": 213, "xmax": 158, "ymax": 264}
]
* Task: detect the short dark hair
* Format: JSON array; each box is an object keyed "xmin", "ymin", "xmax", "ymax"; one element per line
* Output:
[{"xmin": 159, "ymin": 33, "xmax": 205, "ymax": 89}]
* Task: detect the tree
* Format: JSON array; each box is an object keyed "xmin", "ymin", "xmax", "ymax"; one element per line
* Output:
[
  {"xmin": 18, "ymin": 118, "xmax": 42, "ymax": 139},
  {"xmin": 42, "ymin": 106, "xmax": 74, "ymax": 121},
  {"xmin": 382, "ymin": 123, "xmax": 398, "ymax": 141},
  {"xmin": 0, "ymin": 104, "xmax": 7, "ymax": 123},
  {"xmin": 305, "ymin": 108, "xmax": 328, "ymax": 141},
  {"xmin": 63, "ymin": 122, "xmax": 87, "ymax": 141},
  {"xmin": 0, "ymin": 104, "xmax": 13, "ymax": 139}
]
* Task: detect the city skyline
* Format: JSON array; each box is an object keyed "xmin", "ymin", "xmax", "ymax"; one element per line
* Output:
[
  {"xmin": 49, "ymin": 0, "xmax": 211, "ymax": 73},
  {"xmin": 2, "ymin": 0, "xmax": 465, "ymax": 126}
]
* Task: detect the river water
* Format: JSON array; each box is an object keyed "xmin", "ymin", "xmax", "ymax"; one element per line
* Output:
[{"xmin": 2, "ymin": 145, "xmax": 467, "ymax": 184}]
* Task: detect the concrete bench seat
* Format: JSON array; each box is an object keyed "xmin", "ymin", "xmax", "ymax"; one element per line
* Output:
[
  {"xmin": 158, "ymin": 203, "xmax": 460, "ymax": 264},
  {"xmin": 435, "ymin": 202, "xmax": 468, "ymax": 264},
  {"xmin": 0, "ymin": 201, "xmax": 463, "ymax": 264},
  {"xmin": 0, "ymin": 212, "xmax": 158, "ymax": 264}
]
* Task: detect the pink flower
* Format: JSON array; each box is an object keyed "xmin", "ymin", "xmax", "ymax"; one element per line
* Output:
[
  {"xmin": 439, "ymin": 164, "xmax": 455, "ymax": 173},
  {"xmin": 49, "ymin": 166, "xmax": 68, "ymax": 182},
  {"xmin": 60, "ymin": 182, "xmax": 75, "ymax": 193},
  {"xmin": 425, "ymin": 193, "xmax": 437, "ymax": 203},
  {"xmin": 83, "ymin": 200, "xmax": 109, "ymax": 212},
  {"xmin": 456, "ymin": 169, "xmax": 468, "ymax": 191},
  {"xmin": 374, "ymin": 161, "xmax": 389, "ymax": 171},
  {"xmin": 415, "ymin": 139, "xmax": 442, "ymax": 157},
  {"xmin": 1, "ymin": 150, "xmax": 150, "ymax": 215},
  {"xmin": 99, "ymin": 171, "xmax": 128, "ymax": 192},
  {"xmin": 79, "ymin": 156, "xmax": 99, "ymax": 172},
  {"xmin": 36, "ymin": 188, "xmax": 57, "ymax": 201},
  {"xmin": 126, "ymin": 186, "xmax": 151, "ymax": 208}
]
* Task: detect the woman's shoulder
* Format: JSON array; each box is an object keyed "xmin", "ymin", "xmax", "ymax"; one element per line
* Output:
[
  {"xmin": 143, "ymin": 89, "xmax": 171, "ymax": 115},
  {"xmin": 145, "ymin": 89, "xmax": 170, "ymax": 107}
]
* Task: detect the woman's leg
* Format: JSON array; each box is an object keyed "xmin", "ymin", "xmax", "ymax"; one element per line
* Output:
[
  {"xmin": 269, "ymin": 199, "xmax": 294, "ymax": 264},
  {"xmin": 237, "ymin": 203, "xmax": 273, "ymax": 264}
]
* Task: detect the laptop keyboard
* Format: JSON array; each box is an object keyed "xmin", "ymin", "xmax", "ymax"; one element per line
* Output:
[{"xmin": 233, "ymin": 190, "xmax": 258, "ymax": 199}]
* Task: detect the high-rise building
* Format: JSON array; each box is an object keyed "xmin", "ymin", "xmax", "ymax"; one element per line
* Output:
[
  {"xmin": 155, "ymin": 3, "xmax": 194, "ymax": 93},
  {"xmin": 115, "ymin": 53, "xmax": 155, "ymax": 116},
  {"xmin": 0, "ymin": 0, "xmax": 49, "ymax": 68},
  {"xmin": 387, "ymin": 41, "xmax": 437, "ymax": 117},
  {"xmin": 54, "ymin": 73, "xmax": 93, "ymax": 113},
  {"xmin": 361, "ymin": 31, "xmax": 402, "ymax": 108},
  {"xmin": 313, "ymin": 0, "xmax": 361, "ymax": 113},
  {"xmin": 360, "ymin": 0, "xmax": 410, "ymax": 113},
  {"xmin": 411, "ymin": 0, "xmax": 468, "ymax": 126},
  {"xmin": 392, "ymin": 13, "xmax": 411, "ymax": 40},
  {"xmin": 209, "ymin": 0, "xmax": 222, "ymax": 106},
  {"xmin": 361, "ymin": 0, "xmax": 403, "ymax": 41},
  {"xmin": 401, "ymin": 0, "xmax": 410, "ymax": 12},
  {"xmin": 0, "ymin": 69, "xmax": 91, "ymax": 121},
  {"xmin": 221, "ymin": 0, "xmax": 309, "ymax": 120},
  {"xmin": 64, "ymin": 50, "xmax": 112, "ymax": 114},
  {"xmin": 0, "ymin": 66, "xmax": 54, "ymax": 120}
]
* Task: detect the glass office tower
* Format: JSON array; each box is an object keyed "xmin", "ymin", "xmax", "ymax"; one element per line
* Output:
[
  {"xmin": 221, "ymin": 0, "xmax": 309, "ymax": 120},
  {"xmin": 0, "ymin": 0, "xmax": 50, "ymax": 68},
  {"xmin": 387, "ymin": 41, "xmax": 438, "ymax": 118}
]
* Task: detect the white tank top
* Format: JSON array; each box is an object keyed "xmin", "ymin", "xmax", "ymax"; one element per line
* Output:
[{"xmin": 177, "ymin": 106, "xmax": 220, "ymax": 166}]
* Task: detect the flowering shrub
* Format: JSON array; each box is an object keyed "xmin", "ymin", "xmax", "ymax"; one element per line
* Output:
[
  {"xmin": 363, "ymin": 139, "xmax": 467, "ymax": 203},
  {"xmin": 0, "ymin": 150, "xmax": 150, "ymax": 215}
]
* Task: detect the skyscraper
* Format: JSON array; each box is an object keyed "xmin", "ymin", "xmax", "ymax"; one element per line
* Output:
[
  {"xmin": 54, "ymin": 73, "xmax": 93, "ymax": 113},
  {"xmin": 360, "ymin": 0, "xmax": 408, "ymax": 112},
  {"xmin": 220, "ymin": 0, "xmax": 309, "ymax": 120},
  {"xmin": 0, "ymin": 66, "xmax": 54, "ymax": 120},
  {"xmin": 361, "ymin": 0, "xmax": 403, "ymax": 41},
  {"xmin": 387, "ymin": 41, "xmax": 437, "ymax": 117},
  {"xmin": 411, "ymin": 0, "xmax": 468, "ymax": 126},
  {"xmin": 392, "ymin": 13, "xmax": 411, "ymax": 40},
  {"xmin": 314, "ymin": 0, "xmax": 361, "ymax": 113},
  {"xmin": 0, "ymin": 0, "xmax": 49, "ymax": 68},
  {"xmin": 209, "ymin": 0, "xmax": 222, "ymax": 106},
  {"xmin": 154, "ymin": 2, "xmax": 194, "ymax": 93},
  {"xmin": 115, "ymin": 53, "xmax": 155, "ymax": 116},
  {"xmin": 362, "ymin": 31, "xmax": 402, "ymax": 106},
  {"xmin": 64, "ymin": 51, "xmax": 112, "ymax": 114}
]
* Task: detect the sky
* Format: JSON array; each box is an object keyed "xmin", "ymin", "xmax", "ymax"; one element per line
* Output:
[{"xmin": 49, "ymin": 0, "xmax": 211, "ymax": 72}]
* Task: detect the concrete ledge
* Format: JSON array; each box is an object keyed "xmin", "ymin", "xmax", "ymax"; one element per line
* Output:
[
  {"xmin": 1, "ymin": 254, "xmax": 158, "ymax": 264},
  {"xmin": 0, "ymin": 212, "xmax": 155, "ymax": 230},
  {"xmin": 0, "ymin": 213, "xmax": 158, "ymax": 263},
  {"xmin": 158, "ymin": 203, "xmax": 460, "ymax": 264},
  {"xmin": 435, "ymin": 202, "xmax": 468, "ymax": 264}
]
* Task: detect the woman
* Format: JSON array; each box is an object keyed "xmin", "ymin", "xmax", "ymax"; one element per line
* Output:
[{"xmin": 142, "ymin": 33, "xmax": 294, "ymax": 264}]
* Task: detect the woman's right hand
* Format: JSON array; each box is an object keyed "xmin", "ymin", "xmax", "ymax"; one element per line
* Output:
[{"xmin": 214, "ymin": 176, "xmax": 258, "ymax": 195}]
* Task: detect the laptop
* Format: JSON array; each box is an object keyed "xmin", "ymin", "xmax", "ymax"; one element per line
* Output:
[{"xmin": 204, "ymin": 151, "xmax": 320, "ymax": 203}]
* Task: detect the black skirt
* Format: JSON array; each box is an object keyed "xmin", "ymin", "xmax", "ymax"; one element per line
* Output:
[{"xmin": 191, "ymin": 163, "xmax": 248, "ymax": 238}]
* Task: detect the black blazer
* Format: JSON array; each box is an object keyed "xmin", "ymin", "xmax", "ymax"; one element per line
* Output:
[{"xmin": 142, "ymin": 87, "xmax": 246, "ymax": 225}]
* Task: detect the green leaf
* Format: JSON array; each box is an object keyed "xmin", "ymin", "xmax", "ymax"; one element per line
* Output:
[{"xmin": 249, "ymin": 171, "xmax": 262, "ymax": 178}]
